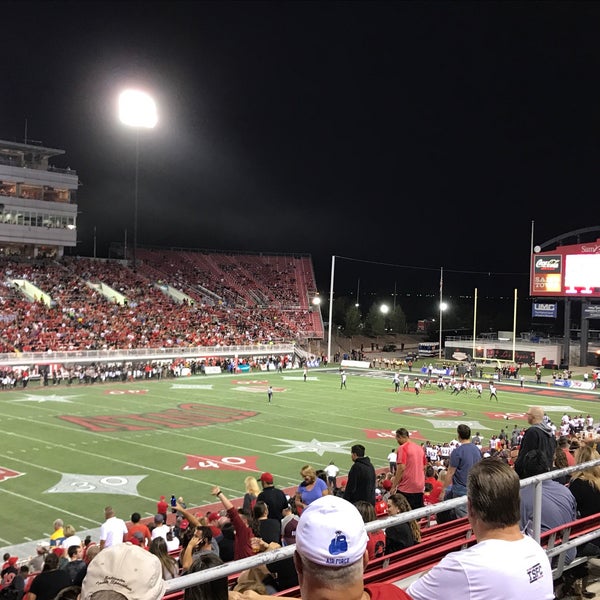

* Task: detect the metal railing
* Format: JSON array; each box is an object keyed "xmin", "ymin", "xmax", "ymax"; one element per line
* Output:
[{"xmin": 163, "ymin": 458, "xmax": 600, "ymax": 592}]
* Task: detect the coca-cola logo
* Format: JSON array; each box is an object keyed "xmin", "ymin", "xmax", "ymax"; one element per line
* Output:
[{"xmin": 535, "ymin": 258, "xmax": 560, "ymax": 269}]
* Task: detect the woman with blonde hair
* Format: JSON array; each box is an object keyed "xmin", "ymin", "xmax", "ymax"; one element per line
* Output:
[
  {"xmin": 385, "ymin": 493, "xmax": 421, "ymax": 555},
  {"xmin": 294, "ymin": 465, "xmax": 328, "ymax": 512},
  {"xmin": 243, "ymin": 476, "xmax": 260, "ymax": 513}
]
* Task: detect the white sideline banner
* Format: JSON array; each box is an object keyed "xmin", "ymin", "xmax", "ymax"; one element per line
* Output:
[
  {"xmin": 340, "ymin": 360, "xmax": 371, "ymax": 369},
  {"xmin": 204, "ymin": 366, "xmax": 222, "ymax": 375}
]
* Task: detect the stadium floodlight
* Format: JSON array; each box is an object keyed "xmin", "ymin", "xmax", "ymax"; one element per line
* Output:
[
  {"xmin": 380, "ymin": 304, "xmax": 389, "ymax": 315},
  {"xmin": 312, "ymin": 295, "xmax": 321, "ymax": 306},
  {"xmin": 118, "ymin": 89, "xmax": 157, "ymax": 271}
]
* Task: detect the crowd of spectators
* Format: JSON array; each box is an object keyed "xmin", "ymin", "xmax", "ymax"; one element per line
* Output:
[{"xmin": 0, "ymin": 253, "xmax": 322, "ymax": 354}]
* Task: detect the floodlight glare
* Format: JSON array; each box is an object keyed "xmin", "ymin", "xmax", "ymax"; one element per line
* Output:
[{"xmin": 119, "ymin": 90, "xmax": 158, "ymax": 129}]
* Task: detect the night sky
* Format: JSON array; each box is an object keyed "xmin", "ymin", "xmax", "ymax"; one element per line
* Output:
[{"xmin": 3, "ymin": 1, "xmax": 600, "ymax": 300}]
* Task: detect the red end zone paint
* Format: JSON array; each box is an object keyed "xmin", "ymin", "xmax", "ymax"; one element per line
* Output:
[
  {"xmin": 58, "ymin": 403, "xmax": 258, "ymax": 432},
  {"xmin": 104, "ymin": 389, "xmax": 149, "ymax": 395},
  {"xmin": 390, "ymin": 406, "xmax": 465, "ymax": 418},
  {"xmin": 485, "ymin": 411, "xmax": 528, "ymax": 421},
  {"xmin": 365, "ymin": 429, "xmax": 426, "ymax": 440}
]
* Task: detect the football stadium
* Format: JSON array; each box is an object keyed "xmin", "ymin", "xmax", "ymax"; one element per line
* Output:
[{"xmin": 1, "ymin": 138, "xmax": 600, "ymax": 598}]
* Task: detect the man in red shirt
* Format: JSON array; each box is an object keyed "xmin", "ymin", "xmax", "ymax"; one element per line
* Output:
[
  {"xmin": 391, "ymin": 427, "xmax": 426, "ymax": 509},
  {"xmin": 156, "ymin": 496, "xmax": 168, "ymax": 523}
]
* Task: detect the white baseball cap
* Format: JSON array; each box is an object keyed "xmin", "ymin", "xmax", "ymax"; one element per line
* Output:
[
  {"xmin": 81, "ymin": 543, "xmax": 166, "ymax": 600},
  {"xmin": 295, "ymin": 495, "xmax": 368, "ymax": 567}
]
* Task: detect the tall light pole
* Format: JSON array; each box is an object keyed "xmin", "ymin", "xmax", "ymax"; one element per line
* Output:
[
  {"xmin": 439, "ymin": 267, "xmax": 444, "ymax": 359},
  {"xmin": 118, "ymin": 89, "xmax": 158, "ymax": 270}
]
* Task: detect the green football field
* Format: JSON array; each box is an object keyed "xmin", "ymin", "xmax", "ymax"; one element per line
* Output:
[{"xmin": 0, "ymin": 367, "xmax": 598, "ymax": 549}]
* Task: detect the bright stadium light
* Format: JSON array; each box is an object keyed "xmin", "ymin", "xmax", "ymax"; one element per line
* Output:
[{"xmin": 118, "ymin": 89, "xmax": 157, "ymax": 270}]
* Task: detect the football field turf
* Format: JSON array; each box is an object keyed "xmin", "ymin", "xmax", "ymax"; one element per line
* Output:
[{"xmin": 0, "ymin": 367, "xmax": 598, "ymax": 550}]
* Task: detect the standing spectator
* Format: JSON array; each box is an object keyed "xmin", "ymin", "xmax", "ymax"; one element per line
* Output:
[
  {"xmin": 407, "ymin": 460, "xmax": 554, "ymax": 600},
  {"xmin": 151, "ymin": 514, "xmax": 170, "ymax": 542},
  {"xmin": 157, "ymin": 496, "xmax": 169, "ymax": 523},
  {"xmin": 126, "ymin": 512, "xmax": 152, "ymax": 547},
  {"xmin": 26, "ymin": 553, "xmax": 71, "ymax": 600},
  {"xmin": 387, "ymin": 448, "xmax": 398, "ymax": 475},
  {"xmin": 445, "ymin": 424, "xmax": 482, "ymax": 518},
  {"xmin": 80, "ymin": 544, "xmax": 166, "ymax": 600},
  {"xmin": 518, "ymin": 449, "xmax": 577, "ymax": 566},
  {"xmin": 323, "ymin": 460, "xmax": 339, "ymax": 492},
  {"xmin": 295, "ymin": 465, "xmax": 329, "ymax": 512},
  {"xmin": 49, "ymin": 519, "xmax": 65, "ymax": 547},
  {"xmin": 256, "ymin": 473, "xmax": 289, "ymax": 522},
  {"xmin": 99, "ymin": 506, "xmax": 127, "ymax": 550},
  {"xmin": 242, "ymin": 476, "xmax": 260, "ymax": 514},
  {"xmin": 385, "ymin": 493, "xmax": 421, "ymax": 555},
  {"xmin": 343, "ymin": 444, "xmax": 376, "ymax": 506},
  {"xmin": 391, "ymin": 427, "xmax": 426, "ymax": 509},
  {"xmin": 514, "ymin": 406, "xmax": 557, "ymax": 479}
]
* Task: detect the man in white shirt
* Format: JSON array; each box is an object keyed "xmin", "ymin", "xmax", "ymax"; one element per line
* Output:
[
  {"xmin": 150, "ymin": 513, "xmax": 170, "ymax": 541},
  {"xmin": 324, "ymin": 460, "xmax": 340, "ymax": 491},
  {"xmin": 407, "ymin": 460, "xmax": 554, "ymax": 600},
  {"xmin": 99, "ymin": 506, "xmax": 127, "ymax": 549}
]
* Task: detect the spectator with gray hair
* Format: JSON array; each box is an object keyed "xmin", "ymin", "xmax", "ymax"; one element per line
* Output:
[{"xmin": 408, "ymin": 459, "xmax": 554, "ymax": 599}]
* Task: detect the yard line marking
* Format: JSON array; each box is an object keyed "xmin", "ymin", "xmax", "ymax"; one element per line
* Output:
[{"xmin": 0, "ymin": 487, "xmax": 101, "ymax": 524}]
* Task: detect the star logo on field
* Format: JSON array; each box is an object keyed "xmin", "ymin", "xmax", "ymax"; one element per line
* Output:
[
  {"xmin": 11, "ymin": 394, "xmax": 80, "ymax": 403},
  {"xmin": 274, "ymin": 438, "xmax": 354, "ymax": 456}
]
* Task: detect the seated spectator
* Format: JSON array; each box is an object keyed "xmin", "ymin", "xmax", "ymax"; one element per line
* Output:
[
  {"xmin": 28, "ymin": 545, "xmax": 48, "ymax": 574},
  {"xmin": 407, "ymin": 460, "xmax": 554, "ymax": 600},
  {"xmin": 62, "ymin": 546, "xmax": 85, "ymax": 585},
  {"xmin": 80, "ymin": 543, "xmax": 166, "ymax": 600},
  {"xmin": 518, "ymin": 449, "xmax": 577, "ymax": 565},
  {"xmin": 1, "ymin": 557, "xmax": 18, "ymax": 588},
  {"xmin": 235, "ymin": 495, "xmax": 410, "ymax": 599},
  {"xmin": 180, "ymin": 526, "xmax": 217, "ymax": 572},
  {"xmin": 569, "ymin": 445, "xmax": 600, "ymax": 558},
  {"xmin": 252, "ymin": 501, "xmax": 280, "ymax": 544},
  {"xmin": 148, "ymin": 537, "xmax": 179, "ymax": 580},
  {"xmin": 184, "ymin": 553, "xmax": 228, "ymax": 600},
  {"xmin": 27, "ymin": 553, "xmax": 71, "ymax": 600},
  {"xmin": 60, "ymin": 526, "xmax": 81, "ymax": 551},
  {"xmin": 354, "ymin": 500, "xmax": 386, "ymax": 560},
  {"xmin": 217, "ymin": 523, "xmax": 235, "ymax": 563},
  {"xmin": 280, "ymin": 505, "xmax": 299, "ymax": 547},
  {"xmin": 385, "ymin": 493, "xmax": 421, "ymax": 555}
]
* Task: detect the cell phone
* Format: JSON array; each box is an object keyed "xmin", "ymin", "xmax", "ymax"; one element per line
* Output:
[{"xmin": 170, "ymin": 495, "xmax": 177, "ymax": 512}]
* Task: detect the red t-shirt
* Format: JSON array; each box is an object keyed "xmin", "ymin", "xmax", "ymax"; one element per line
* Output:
[
  {"xmin": 366, "ymin": 530, "xmax": 386, "ymax": 560},
  {"xmin": 424, "ymin": 476, "xmax": 444, "ymax": 504},
  {"xmin": 364, "ymin": 583, "xmax": 412, "ymax": 599},
  {"xmin": 397, "ymin": 441, "xmax": 426, "ymax": 494}
]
